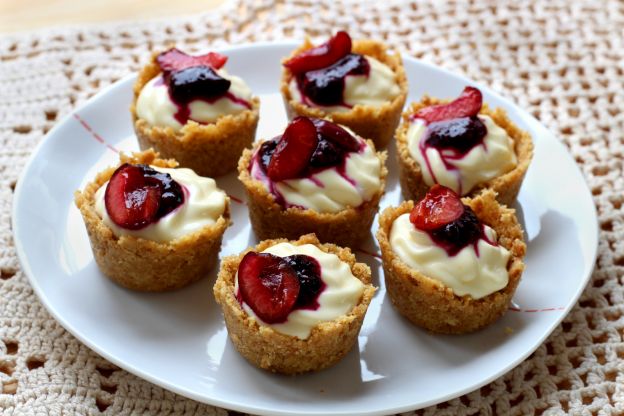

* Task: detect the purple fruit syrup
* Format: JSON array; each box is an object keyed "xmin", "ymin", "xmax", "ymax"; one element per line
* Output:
[
  {"xmin": 157, "ymin": 66, "xmax": 252, "ymax": 125},
  {"xmin": 251, "ymin": 118, "xmax": 363, "ymax": 208},
  {"xmin": 136, "ymin": 164, "xmax": 185, "ymax": 220},
  {"xmin": 285, "ymin": 254, "xmax": 325, "ymax": 310},
  {"xmin": 423, "ymin": 206, "xmax": 499, "ymax": 257},
  {"xmin": 417, "ymin": 116, "xmax": 488, "ymax": 195},
  {"xmin": 296, "ymin": 53, "xmax": 370, "ymax": 107}
]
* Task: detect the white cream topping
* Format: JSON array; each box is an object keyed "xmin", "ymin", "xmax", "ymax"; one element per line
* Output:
[
  {"xmin": 288, "ymin": 55, "xmax": 401, "ymax": 111},
  {"xmin": 95, "ymin": 166, "xmax": 227, "ymax": 243},
  {"xmin": 235, "ymin": 243, "xmax": 365, "ymax": 339},
  {"xmin": 390, "ymin": 213, "xmax": 510, "ymax": 299},
  {"xmin": 407, "ymin": 115, "xmax": 517, "ymax": 195},
  {"xmin": 250, "ymin": 135, "xmax": 382, "ymax": 213},
  {"xmin": 135, "ymin": 69, "xmax": 253, "ymax": 131}
]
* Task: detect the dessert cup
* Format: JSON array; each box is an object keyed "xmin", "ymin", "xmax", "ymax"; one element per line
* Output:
[
  {"xmin": 376, "ymin": 190, "xmax": 526, "ymax": 334},
  {"xmin": 396, "ymin": 98, "xmax": 533, "ymax": 206},
  {"xmin": 281, "ymin": 38, "xmax": 407, "ymax": 149},
  {"xmin": 131, "ymin": 49, "xmax": 260, "ymax": 178},
  {"xmin": 238, "ymin": 134, "xmax": 387, "ymax": 248},
  {"xmin": 213, "ymin": 233, "xmax": 375, "ymax": 374},
  {"xmin": 74, "ymin": 150, "xmax": 230, "ymax": 291}
]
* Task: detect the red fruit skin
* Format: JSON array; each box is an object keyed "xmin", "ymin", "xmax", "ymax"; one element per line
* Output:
[
  {"xmin": 413, "ymin": 86, "xmax": 483, "ymax": 124},
  {"xmin": 312, "ymin": 118, "xmax": 360, "ymax": 152},
  {"xmin": 283, "ymin": 31, "xmax": 352, "ymax": 75},
  {"xmin": 105, "ymin": 164, "xmax": 162, "ymax": 230},
  {"xmin": 267, "ymin": 117, "xmax": 319, "ymax": 181},
  {"xmin": 410, "ymin": 185, "xmax": 465, "ymax": 231},
  {"xmin": 156, "ymin": 48, "xmax": 228, "ymax": 73},
  {"xmin": 238, "ymin": 252, "xmax": 300, "ymax": 324}
]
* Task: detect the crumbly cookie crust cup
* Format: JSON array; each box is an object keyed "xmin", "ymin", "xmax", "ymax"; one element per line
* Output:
[
  {"xmin": 280, "ymin": 39, "xmax": 408, "ymax": 149},
  {"xmin": 213, "ymin": 233, "xmax": 376, "ymax": 374},
  {"xmin": 396, "ymin": 99, "xmax": 534, "ymax": 206},
  {"xmin": 131, "ymin": 52, "xmax": 260, "ymax": 178},
  {"xmin": 237, "ymin": 140, "xmax": 388, "ymax": 248},
  {"xmin": 74, "ymin": 150, "xmax": 231, "ymax": 292},
  {"xmin": 376, "ymin": 190, "xmax": 526, "ymax": 334}
]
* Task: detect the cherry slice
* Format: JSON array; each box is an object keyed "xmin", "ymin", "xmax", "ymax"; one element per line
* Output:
[
  {"xmin": 410, "ymin": 185, "xmax": 465, "ymax": 231},
  {"xmin": 157, "ymin": 48, "xmax": 228, "ymax": 73},
  {"xmin": 414, "ymin": 86, "xmax": 483, "ymax": 124},
  {"xmin": 105, "ymin": 164, "xmax": 162, "ymax": 230},
  {"xmin": 283, "ymin": 31, "xmax": 352, "ymax": 75},
  {"xmin": 238, "ymin": 252, "xmax": 300, "ymax": 324},
  {"xmin": 312, "ymin": 118, "xmax": 360, "ymax": 152},
  {"xmin": 267, "ymin": 117, "xmax": 318, "ymax": 181}
]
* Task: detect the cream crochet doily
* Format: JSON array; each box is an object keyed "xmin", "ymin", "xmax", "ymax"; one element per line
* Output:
[{"xmin": 1, "ymin": 0, "xmax": 622, "ymax": 414}]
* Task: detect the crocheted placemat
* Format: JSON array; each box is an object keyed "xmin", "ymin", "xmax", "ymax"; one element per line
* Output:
[{"xmin": 1, "ymin": 0, "xmax": 622, "ymax": 414}]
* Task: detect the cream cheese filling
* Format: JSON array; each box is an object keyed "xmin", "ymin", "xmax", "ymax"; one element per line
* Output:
[
  {"xmin": 135, "ymin": 69, "xmax": 252, "ymax": 130},
  {"xmin": 235, "ymin": 243, "xmax": 365, "ymax": 339},
  {"xmin": 250, "ymin": 135, "xmax": 382, "ymax": 213},
  {"xmin": 95, "ymin": 166, "xmax": 227, "ymax": 243},
  {"xmin": 288, "ymin": 55, "xmax": 401, "ymax": 111},
  {"xmin": 407, "ymin": 115, "xmax": 517, "ymax": 195},
  {"xmin": 389, "ymin": 213, "xmax": 510, "ymax": 299}
]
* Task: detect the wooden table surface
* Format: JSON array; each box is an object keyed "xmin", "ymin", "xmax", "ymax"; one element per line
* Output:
[{"xmin": 0, "ymin": 0, "xmax": 226, "ymax": 33}]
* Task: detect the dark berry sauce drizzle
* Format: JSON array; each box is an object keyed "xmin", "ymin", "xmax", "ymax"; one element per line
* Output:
[
  {"xmin": 296, "ymin": 53, "xmax": 370, "ymax": 108},
  {"xmin": 156, "ymin": 66, "xmax": 252, "ymax": 126},
  {"xmin": 425, "ymin": 206, "xmax": 497, "ymax": 257},
  {"xmin": 138, "ymin": 165, "xmax": 186, "ymax": 220},
  {"xmin": 285, "ymin": 255, "xmax": 326, "ymax": 310},
  {"xmin": 236, "ymin": 254, "xmax": 326, "ymax": 313},
  {"xmin": 416, "ymin": 116, "xmax": 488, "ymax": 195},
  {"xmin": 251, "ymin": 122, "xmax": 364, "ymax": 209}
]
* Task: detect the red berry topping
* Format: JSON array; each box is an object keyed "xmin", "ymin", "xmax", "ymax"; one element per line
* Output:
[
  {"xmin": 429, "ymin": 206, "xmax": 482, "ymax": 255},
  {"xmin": 425, "ymin": 116, "xmax": 487, "ymax": 154},
  {"xmin": 414, "ymin": 86, "xmax": 483, "ymax": 124},
  {"xmin": 156, "ymin": 48, "xmax": 228, "ymax": 73},
  {"xmin": 238, "ymin": 252, "xmax": 300, "ymax": 324},
  {"xmin": 299, "ymin": 53, "xmax": 369, "ymax": 106},
  {"xmin": 312, "ymin": 118, "xmax": 360, "ymax": 152},
  {"xmin": 267, "ymin": 117, "xmax": 318, "ymax": 181},
  {"xmin": 284, "ymin": 31, "xmax": 352, "ymax": 75},
  {"xmin": 410, "ymin": 185, "xmax": 465, "ymax": 231},
  {"xmin": 168, "ymin": 66, "xmax": 231, "ymax": 104},
  {"xmin": 284, "ymin": 255, "xmax": 324, "ymax": 309},
  {"xmin": 104, "ymin": 164, "xmax": 184, "ymax": 230}
]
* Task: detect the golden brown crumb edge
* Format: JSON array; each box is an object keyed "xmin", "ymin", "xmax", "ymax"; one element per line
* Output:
[
  {"xmin": 213, "ymin": 233, "xmax": 376, "ymax": 374},
  {"xmin": 74, "ymin": 149, "xmax": 231, "ymax": 292},
  {"xmin": 130, "ymin": 51, "xmax": 260, "ymax": 178},
  {"xmin": 395, "ymin": 99, "xmax": 534, "ymax": 206},
  {"xmin": 376, "ymin": 190, "xmax": 526, "ymax": 334},
  {"xmin": 237, "ymin": 138, "xmax": 388, "ymax": 248},
  {"xmin": 280, "ymin": 39, "xmax": 408, "ymax": 149}
]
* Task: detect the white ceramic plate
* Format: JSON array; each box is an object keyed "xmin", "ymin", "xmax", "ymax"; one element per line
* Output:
[{"xmin": 13, "ymin": 42, "xmax": 598, "ymax": 415}]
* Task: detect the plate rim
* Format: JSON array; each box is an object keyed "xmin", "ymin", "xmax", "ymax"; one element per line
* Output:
[{"xmin": 11, "ymin": 40, "xmax": 599, "ymax": 416}]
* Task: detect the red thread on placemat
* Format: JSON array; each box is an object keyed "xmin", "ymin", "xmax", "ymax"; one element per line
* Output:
[
  {"xmin": 73, "ymin": 113, "xmax": 119, "ymax": 153},
  {"xmin": 353, "ymin": 249, "xmax": 565, "ymax": 314},
  {"xmin": 355, "ymin": 248, "xmax": 382, "ymax": 260},
  {"xmin": 227, "ymin": 194, "xmax": 244, "ymax": 204},
  {"xmin": 508, "ymin": 306, "xmax": 566, "ymax": 313}
]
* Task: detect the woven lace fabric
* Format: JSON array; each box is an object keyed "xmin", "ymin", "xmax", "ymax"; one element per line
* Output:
[{"xmin": 1, "ymin": 0, "xmax": 623, "ymax": 414}]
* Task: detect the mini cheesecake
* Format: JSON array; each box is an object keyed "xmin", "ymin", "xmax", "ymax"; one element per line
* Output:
[
  {"xmin": 132, "ymin": 48, "xmax": 260, "ymax": 178},
  {"xmin": 281, "ymin": 31, "xmax": 407, "ymax": 149},
  {"xmin": 238, "ymin": 116, "xmax": 387, "ymax": 248},
  {"xmin": 213, "ymin": 233, "xmax": 376, "ymax": 374},
  {"xmin": 74, "ymin": 150, "xmax": 230, "ymax": 291},
  {"xmin": 376, "ymin": 186, "xmax": 526, "ymax": 334},
  {"xmin": 396, "ymin": 86, "xmax": 533, "ymax": 206}
]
